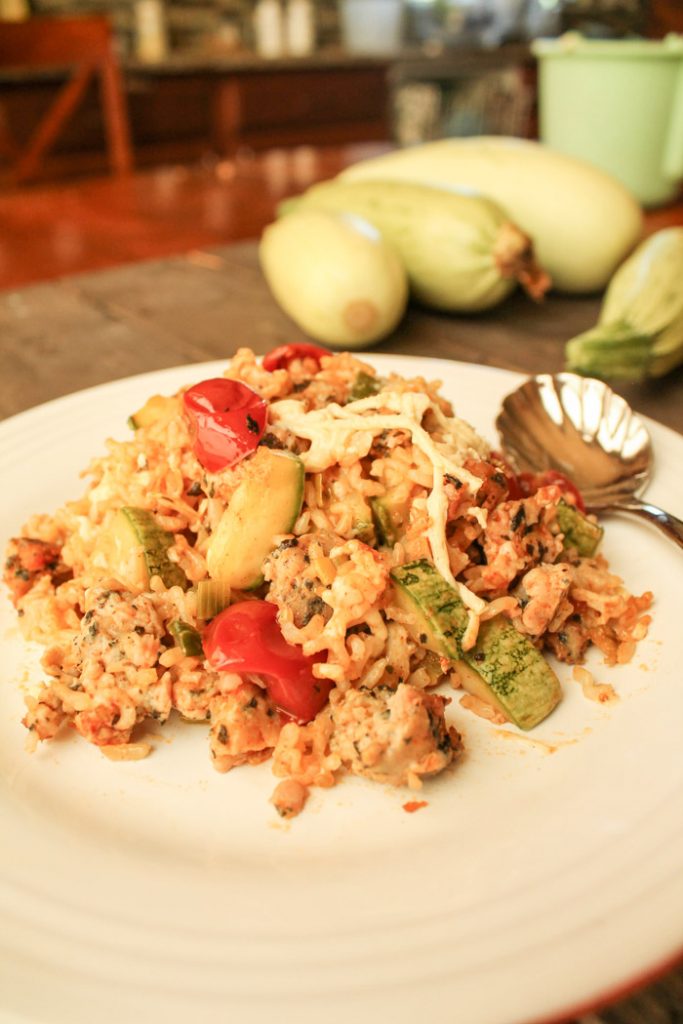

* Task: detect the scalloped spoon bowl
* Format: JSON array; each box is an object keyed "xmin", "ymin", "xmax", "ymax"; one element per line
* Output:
[{"xmin": 496, "ymin": 372, "xmax": 683, "ymax": 550}]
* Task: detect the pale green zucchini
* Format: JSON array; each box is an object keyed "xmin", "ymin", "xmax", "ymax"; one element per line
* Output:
[
  {"xmin": 566, "ymin": 228, "xmax": 683, "ymax": 381},
  {"xmin": 281, "ymin": 179, "xmax": 549, "ymax": 312},
  {"xmin": 96, "ymin": 506, "xmax": 189, "ymax": 592},
  {"xmin": 206, "ymin": 448, "xmax": 305, "ymax": 589},
  {"xmin": 340, "ymin": 136, "xmax": 643, "ymax": 293},
  {"xmin": 259, "ymin": 209, "xmax": 408, "ymax": 348}
]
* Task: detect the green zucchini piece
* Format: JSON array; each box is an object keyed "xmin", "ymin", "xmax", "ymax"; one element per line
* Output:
[
  {"xmin": 344, "ymin": 490, "xmax": 375, "ymax": 544},
  {"xmin": 169, "ymin": 619, "xmax": 204, "ymax": 657},
  {"xmin": 462, "ymin": 617, "xmax": 562, "ymax": 730},
  {"xmin": 99, "ymin": 506, "xmax": 188, "ymax": 592},
  {"xmin": 206, "ymin": 448, "xmax": 305, "ymax": 589},
  {"xmin": 352, "ymin": 518, "xmax": 375, "ymax": 544},
  {"xmin": 128, "ymin": 394, "xmax": 177, "ymax": 430},
  {"xmin": 349, "ymin": 370, "xmax": 381, "ymax": 401},
  {"xmin": 391, "ymin": 558, "xmax": 561, "ymax": 729},
  {"xmin": 391, "ymin": 559, "xmax": 469, "ymax": 660},
  {"xmin": 555, "ymin": 499, "xmax": 603, "ymax": 557},
  {"xmin": 196, "ymin": 579, "xmax": 231, "ymax": 620},
  {"xmin": 371, "ymin": 498, "xmax": 396, "ymax": 546},
  {"xmin": 371, "ymin": 490, "xmax": 410, "ymax": 546}
]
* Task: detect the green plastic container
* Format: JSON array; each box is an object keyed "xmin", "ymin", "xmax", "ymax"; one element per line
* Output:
[{"xmin": 533, "ymin": 33, "xmax": 683, "ymax": 207}]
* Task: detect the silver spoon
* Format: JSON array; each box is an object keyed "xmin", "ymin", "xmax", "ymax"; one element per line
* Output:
[{"xmin": 496, "ymin": 372, "xmax": 683, "ymax": 551}]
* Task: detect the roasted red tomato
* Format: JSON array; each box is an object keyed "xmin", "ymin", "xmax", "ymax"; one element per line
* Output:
[
  {"xmin": 517, "ymin": 469, "xmax": 586, "ymax": 512},
  {"xmin": 535, "ymin": 470, "xmax": 586, "ymax": 511},
  {"xmin": 203, "ymin": 600, "xmax": 331, "ymax": 723},
  {"xmin": 262, "ymin": 343, "xmax": 330, "ymax": 372},
  {"xmin": 490, "ymin": 452, "xmax": 585, "ymax": 510},
  {"xmin": 489, "ymin": 451, "xmax": 524, "ymax": 501},
  {"xmin": 183, "ymin": 378, "xmax": 266, "ymax": 474}
]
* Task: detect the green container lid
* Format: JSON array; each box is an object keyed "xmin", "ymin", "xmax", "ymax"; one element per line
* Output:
[
  {"xmin": 533, "ymin": 32, "xmax": 683, "ymax": 206},
  {"xmin": 532, "ymin": 31, "xmax": 683, "ymax": 60}
]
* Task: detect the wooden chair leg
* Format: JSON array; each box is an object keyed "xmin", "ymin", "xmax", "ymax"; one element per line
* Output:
[
  {"xmin": 0, "ymin": 103, "xmax": 18, "ymax": 161},
  {"xmin": 211, "ymin": 79, "xmax": 243, "ymax": 157},
  {"xmin": 99, "ymin": 55, "xmax": 133, "ymax": 175},
  {"xmin": 12, "ymin": 63, "xmax": 94, "ymax": 184}
]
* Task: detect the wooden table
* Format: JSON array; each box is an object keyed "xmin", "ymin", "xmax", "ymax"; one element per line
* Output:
[
  {"xmin": 1, "ymin": 241, "xmax": 682, "ymax": 1024},
  {"xmin": 1, "ymin": 240, "xmax": 681, "ymax": 433}
]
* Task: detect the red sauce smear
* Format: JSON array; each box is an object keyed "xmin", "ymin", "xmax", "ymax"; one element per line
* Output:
[{"xmin": 402, "ymin": 800, "xmax": 428, "ymax": 814}]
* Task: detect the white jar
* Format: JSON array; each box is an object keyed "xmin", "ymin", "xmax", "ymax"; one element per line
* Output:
[
  {"xmin": 134, "ymin": 0, "xmax": 169, "ymax": 62},
  {"xmin": 285, "ymin": 0, "xmax": 315, "ymax": 56},
  {"xmin": 0, "ymin": 0, "xmax": 29, "ymax": 21},
  {"xmin": 253, "ymin": 0, "xmax": 285, "ymax": 58},
  {"xmin": 340, "ymin": 0, "xmax": 405, "ymax": 55}
]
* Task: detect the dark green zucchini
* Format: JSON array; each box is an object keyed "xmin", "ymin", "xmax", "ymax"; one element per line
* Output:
[
  {"xmin": 461, "ymin": 617, "xmax": 562, "ymax": 730},
  {"xmin": 391, "ymin": 558, "xmax": 562, "ymax": 729},
  {"xmin": 391, "ymin": 559, "xmax": 469, "ymax": 660},
  {"xmin": 555, "ymin": 499, "xmax": 603, "ymax": 557},
  {"xmin": 371, "ymin": 490, "xmax": 411, "ymax": 547},
  {"xmin": 348, "ymin": 370, "xmax": 382, "ymax": 401},
  {"xmin": 169, "ymin": 619, "xmax": 204, "ymax": 657}
]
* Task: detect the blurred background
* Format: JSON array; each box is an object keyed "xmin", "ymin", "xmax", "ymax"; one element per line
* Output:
[
  {"xmin": 1, "ymin": 0, "xmax": 681, "ymax": 182},
  {"xmin": 0, "ymin": 0, "xmax": 681, "ymax": 288}
]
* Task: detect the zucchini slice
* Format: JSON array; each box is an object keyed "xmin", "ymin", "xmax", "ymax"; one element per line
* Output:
[
  {"xmin": 345, "ymin": 490, "xmax": 375, "ymax": 544},
  {"xmin": 555, "ymin": 499, "xmax": 603, "ymax": 557},
  {"xmin": 97, "ymin": 507, "xmax": 189, "ymax": 592},
  {"xmin": 196, "ymin": 579, "xmax": 231, "ymax": 620},
  {"xmin": 391, "ymin": 559, "xmax": 469, "ymax": 660},
  {"xmin": 169, "ymin": 619, "xmax": 204, "ymax": 657},
  {"xmin": 128, "ymin": 394, "xmax": 177, "ymax": 430},
  {"xmin": 391, "ymin": 558, "xmax": 561, "ymax": 729},
  {"xmin": 348, "ymin": 370, "xmax": 381, "ymax": 402},
  {"xmin": 206, "ymin": 448, "xmax": 305, "ymax": 589},
  {"xmin": 463, "ymin": 617, "xmax": 562, "ymax": 730},
  {"xmin": 371, "ymin": 490, "xmax": 411, "ymax": 547}
]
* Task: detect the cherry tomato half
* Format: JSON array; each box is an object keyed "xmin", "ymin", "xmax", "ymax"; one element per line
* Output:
[
  {"xmin": 517, "ymin": 469, "xmax": 586, "ymax": 512},
  {"xmin": 489, "ymin": 453, "xmax": 585, "ymax": 510},
  {"xmin": 532, "ymin": 470, "xmax": 586, "ymax": 512},
  {"xmin": 262, "ymin": 343, "xmax": 330, "ymax": 373},
  {"xmin": 183, "ymin": 378, "xmax": 267, "ymax": 474},
  {"xmin": 488, "ymin": 451, "xmax": 524, "ymax": 501},
  {"xmin": 203, "ymin": 600, "xmax": 331, "ymax": 723}
]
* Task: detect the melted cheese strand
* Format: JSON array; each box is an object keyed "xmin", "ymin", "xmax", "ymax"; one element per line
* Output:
[
  {"xmin": 271, "ymin": 397, "xmax": 484, "ymax": 491},
  {"xmin": 270, "ymin": 392, "xmax": 489, "ymax": 614},
  {"xmin": 425, "ymin": 452, "xmax": 486, "ymax": 614}
]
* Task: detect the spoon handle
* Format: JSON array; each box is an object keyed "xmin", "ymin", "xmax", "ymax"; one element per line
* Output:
[{"xmin": 602, "ymin": 499, "xmax": 683, "ymax": 551}]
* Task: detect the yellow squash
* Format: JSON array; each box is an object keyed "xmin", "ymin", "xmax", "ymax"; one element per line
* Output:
[
  {"xmin": 259, "ymin": 208, "xmax": 408, "ymax": 348},
  {"xmin": 280, "ymin": 179, "xmax": 549, "ymax": 312},
  {"xmin": 341, "ymin": 136, "xmax": 643, "ymax": 294}
]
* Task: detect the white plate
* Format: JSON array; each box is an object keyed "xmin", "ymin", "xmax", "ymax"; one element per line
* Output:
[{"xmin": 1, "ymin": 355, "xmax": 682, "ymax": 1024}]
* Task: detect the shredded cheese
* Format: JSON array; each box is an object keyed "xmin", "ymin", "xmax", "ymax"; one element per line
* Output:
[
  {"xmin": 572, "ymin": 666, "xmax": 618, "ymax": 704},
  {"xmin": 270, "ymin": 390, "xmax": 490, "ymax": 613}
]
